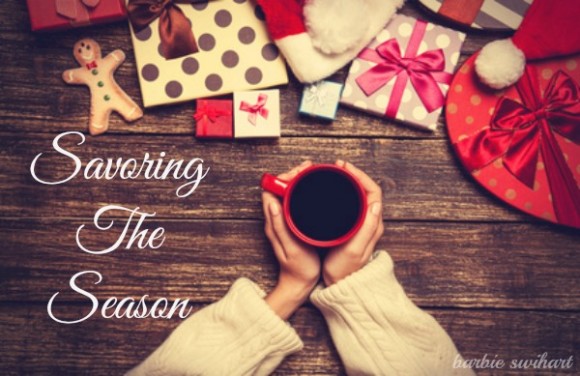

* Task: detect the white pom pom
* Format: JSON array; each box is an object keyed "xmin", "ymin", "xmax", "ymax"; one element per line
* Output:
[
  {"xmin": 475, "ymin": 39, "xmax": 526, "ymax": 89},
  {"xmin": 304, "ymin": 0, "xmax": 369, "ymax": 54}
]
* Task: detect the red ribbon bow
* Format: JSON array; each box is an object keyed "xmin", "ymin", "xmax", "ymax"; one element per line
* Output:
[
  {"xmin": 85, "ymin": 61, "xmax": 98, "ymax": 70},
  {"xmin": 127, "ymin": 0, "xmax": 200, "ymax": 60},
  {"xmin": 355, "ymin": 20, "xmax": 453, "ymax": 117},
  {"xmin": 239, "ymin": 94, "xmax": 269, "ymax": 125},
  {"xmin": 56, "ymin": 0, "xmax": 100, "ymax": 24},
  {"xmin": 194, "ymin": 104, "xmax": 231, "ymax": 123},
  {"xmin": 454, "ymin": 67, "xmax": 580, "ymax": 227}
]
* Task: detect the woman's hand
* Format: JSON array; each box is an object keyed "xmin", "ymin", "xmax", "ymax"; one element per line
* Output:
[
  {"xmin": 322, "ymin": 160, "xmax": 384, "ymax": 286},
  {"xmin": 263, "ymin": 161, "xmax": 320, "ymax": 320}
]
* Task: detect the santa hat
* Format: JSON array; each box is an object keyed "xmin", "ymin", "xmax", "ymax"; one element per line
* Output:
[
  {"xmin": 257, "ymin": 0, "xmax": 405, "ymax": 83},
  {"xmin": 475, "ymin": 0, "xmax": 580, "ymax": 89}
]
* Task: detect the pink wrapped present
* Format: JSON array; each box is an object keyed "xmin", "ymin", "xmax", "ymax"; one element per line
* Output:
[{"xmin": 341, "ymin": 14, "xmax": 465, "ymax": 131}]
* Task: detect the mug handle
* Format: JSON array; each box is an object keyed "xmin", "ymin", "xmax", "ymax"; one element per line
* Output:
[{"xmin": 261, "ymin": 173, "xmax": 288, "ymax": 197}]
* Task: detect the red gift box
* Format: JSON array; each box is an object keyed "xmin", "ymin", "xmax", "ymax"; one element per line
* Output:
[
  {"xmin": 194, "ymin": 99, "xmax": 233, "ymax": 139},
  {"xmin": 447, "ymin": 53, "xmax": 580, "ymax": 229},
  {"xmin": 26, "ymin": 0, "xmax": 127, "ymax": 32}
]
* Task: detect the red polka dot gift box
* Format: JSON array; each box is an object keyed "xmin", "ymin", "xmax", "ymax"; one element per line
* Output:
[
  {"xmin": 127, "ymin": 0, "xmax": 288, "ymax": 108},
  {"xmin": 340, "ymin": 14, "xmax": 465, "ymax": 132},
  {"xmin": 447, "ymin": 54, "xmax": 580, "ymax": 228}
]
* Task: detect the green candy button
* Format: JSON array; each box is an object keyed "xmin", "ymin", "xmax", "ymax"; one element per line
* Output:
[
  {"xmin": 104, "ymin": 95, "xmax": 111, "ymax": 101},
  {"xmin": 98, "ymin": 81, "xmax": 104, "ymax": 87},
  {"xmin": 92, "ymin": 69, "xmax": 98, "ymax": 75}
]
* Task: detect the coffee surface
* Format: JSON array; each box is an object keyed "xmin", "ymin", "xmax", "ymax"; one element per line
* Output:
[{"xmin": 289, "ymin": 170, "xmax": 361, "ymax": 242}]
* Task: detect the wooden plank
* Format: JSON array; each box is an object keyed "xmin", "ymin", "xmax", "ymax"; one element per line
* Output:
[
  {"xmin": 0, "ymin": 132, "xmax": 527, "ymax": 221},
  {"xmin": 0, "ymin": 3, "xmax": 490, "ymax": 139},
  {"xmin": 2, "ymin": 219, "xmax": 578, "ymax": 309},
  {"xmin": 0, "ymin": 304, "xmax": 576, "ymax": 375}
]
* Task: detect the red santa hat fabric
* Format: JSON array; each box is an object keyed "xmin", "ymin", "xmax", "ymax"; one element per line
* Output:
[
  {"xmin": 475, "ymin": 0, "xmax": 580, "ymax": 89},
  {"xmin": 257, "ymin": 0, "xmax": 405, "ymax": 83}
]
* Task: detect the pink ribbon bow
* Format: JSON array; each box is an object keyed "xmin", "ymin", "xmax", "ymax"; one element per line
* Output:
[
  {"xmin": 56, "ymin": 0, "xmax": 100, "ymax": 24},
  {"xmin": 239, "ymin": 94, "xmax": 269, "ymax": 125},
  {"xmin": 355, "ymin": 19, "xmax": 453, "ymax": 117}
]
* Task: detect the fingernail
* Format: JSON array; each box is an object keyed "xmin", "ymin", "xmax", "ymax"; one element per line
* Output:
[
  {"xmin": 336, "ymin": 159, "xmax": 345, "ymax": 167},
  {"xmin": 370, "ymin": 202, "xmax": 381, "ymax": 216},
  {"xmin": 269, "ymin": 202, "xmax": 280, "ymax": 216}
]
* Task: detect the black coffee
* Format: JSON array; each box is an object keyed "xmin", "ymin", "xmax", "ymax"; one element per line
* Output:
[{"xmin": 289, "ymin": 170, "xmax": 362, "ymax": 242}]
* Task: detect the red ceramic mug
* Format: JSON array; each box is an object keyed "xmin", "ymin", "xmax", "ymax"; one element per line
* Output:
[{"xmin": 261, "ymin": 164, "xmax": 367, "ymax": 247}]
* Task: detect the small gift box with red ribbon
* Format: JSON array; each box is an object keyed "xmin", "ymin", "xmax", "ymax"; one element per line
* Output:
[
  {"xmin": 127, "ymin": 0, "xmax": 288, "ymax": 108},
  {"xmin": 299, "ymin": 81, "xmax": 343, "ymax": 121},
  {"xmin": 447, "ymin": 54, "xmax": 580, "ymax": 229},
  {"xmin": 26, "ymin": 0, "xmax": 126, "ymax": 32},
  {"xmin": 234, "ymin": 89, "xmax": 280, "ymax": 138},
  {"xmin": 340, "ymin": 14, "xmax": 465, "ymax": 131},
  {"xmin": 194, "ymin": 99, "xmax": 233, "ymax": 139}
]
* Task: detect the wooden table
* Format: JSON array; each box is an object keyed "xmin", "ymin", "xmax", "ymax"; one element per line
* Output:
[{"xmin": 1, "ymin": 1, "xmax": 578, "ymax": 375}]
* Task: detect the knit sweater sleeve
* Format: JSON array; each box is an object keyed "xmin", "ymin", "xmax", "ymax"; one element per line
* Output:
[
  {"xmin": 310, "ymin": 251, "xmax": 475, "ymax": 376},
  {"xmin": 126, "ymin": 278, "xmax": 303, "ymax": 376}
]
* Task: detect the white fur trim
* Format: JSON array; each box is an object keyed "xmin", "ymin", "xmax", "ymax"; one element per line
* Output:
[
  {"xmin": 278, "ymin": 0, "xmax": 405, "ymax": 83},
  {"xmin": 304, "ymin": 0, "xmax": 369, "ymax": 54},
  {"xmin": 475, "ymin": 39, "xmax": 526, "ymax": 89}
]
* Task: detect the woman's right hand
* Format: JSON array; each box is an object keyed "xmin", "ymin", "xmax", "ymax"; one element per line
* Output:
[
  {"xmin": 263, "ymin": 161, "xmax": 321, "ymax": 320},
  {"xmin": 322, "ymin": 160, "xmax": 384, "ymax": 286}
]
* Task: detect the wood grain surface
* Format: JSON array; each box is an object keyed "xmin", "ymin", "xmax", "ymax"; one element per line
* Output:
[
  {"xmin": 1, "ymin": 219, "xmax": 579, "ymax": 310},
  {"xmin": 0, "ymin": 0, "xmax": 578, "ymax": 375},
  {"xmin": 1, "ymin": 305, "xmax": 578, "ymax": 375}
]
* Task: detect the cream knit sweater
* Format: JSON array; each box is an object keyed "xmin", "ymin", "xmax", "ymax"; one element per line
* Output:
[{"xmin": 127, "ymin": 252, "xmax": 475, "ymax": 376}]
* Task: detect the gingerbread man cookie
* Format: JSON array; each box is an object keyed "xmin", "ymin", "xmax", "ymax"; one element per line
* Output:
[{"xmin": 63, "ymin": 39, "xmax": 143, "ymax": 136}]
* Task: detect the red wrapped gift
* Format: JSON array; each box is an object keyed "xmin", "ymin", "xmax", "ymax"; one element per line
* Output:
[
  {"xmin": 194, "ymin": 99, "xmax": 233, "ymax": 139},
  {"xmin": 447, "ymin": 53, "xmax": 580, "ymax": 229},
  {"xmin": 26, "ymin": 0, "xmax": 127, "ymax": 32}
]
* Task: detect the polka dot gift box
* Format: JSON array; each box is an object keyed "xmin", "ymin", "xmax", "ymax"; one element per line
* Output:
[
  {"xmin": 340, "ymin": 14, "xmax": 465, "ymax": 131},
  {"xmin": 447, "ymin": 54, "xmax": 580, "ymax": 229},
  {"xmin": 127, "ymin": 0, "xmax": 288, "ymax": 108}
]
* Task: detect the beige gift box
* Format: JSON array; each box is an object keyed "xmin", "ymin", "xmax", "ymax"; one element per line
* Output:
[
  {"xmin": 234, "ymin": 89, "xmax": 280, "ymax": 138},
  {"xmin": 128, "ymin": 0, "xmax": 288, "ymax": 107}
]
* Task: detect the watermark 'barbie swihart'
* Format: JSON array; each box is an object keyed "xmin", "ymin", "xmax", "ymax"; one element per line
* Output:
[{"xmin": 454, "ymin": 353, "xmax": 574, "ymax": 370}]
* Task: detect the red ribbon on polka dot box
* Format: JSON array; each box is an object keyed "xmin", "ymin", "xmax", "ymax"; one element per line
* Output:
[
  {"xmin": 340, "ymin": 14, "xmax": 465, "ymax": 131},
  {"xmin": 447, "ymin": 53, "xmax": 580, "ymax": 229},
  {"xmin": 128, "ymin": 0, "xmax": 288, "ymax": 108}
]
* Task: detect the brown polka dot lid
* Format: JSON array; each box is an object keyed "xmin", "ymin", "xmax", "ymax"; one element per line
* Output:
[{"xmin": 446, "ymin": 52, "xmax": 580, "ymax": 229}]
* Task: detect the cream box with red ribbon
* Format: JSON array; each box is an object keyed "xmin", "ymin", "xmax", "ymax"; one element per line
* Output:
[
  {"xmin": 234, "ymin": 89, "xmax": 280, "ymax": 138},
  {"xmin": 340, "ymin": 14, "xmax": 465, "ymax": 131},
  {"xmin": 127, "ymin": 0, "xmax": 288, "ymax": 108},
  {"xmin": 27, "ymin": 0, "xmax": 127, "ymax": 32}
]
